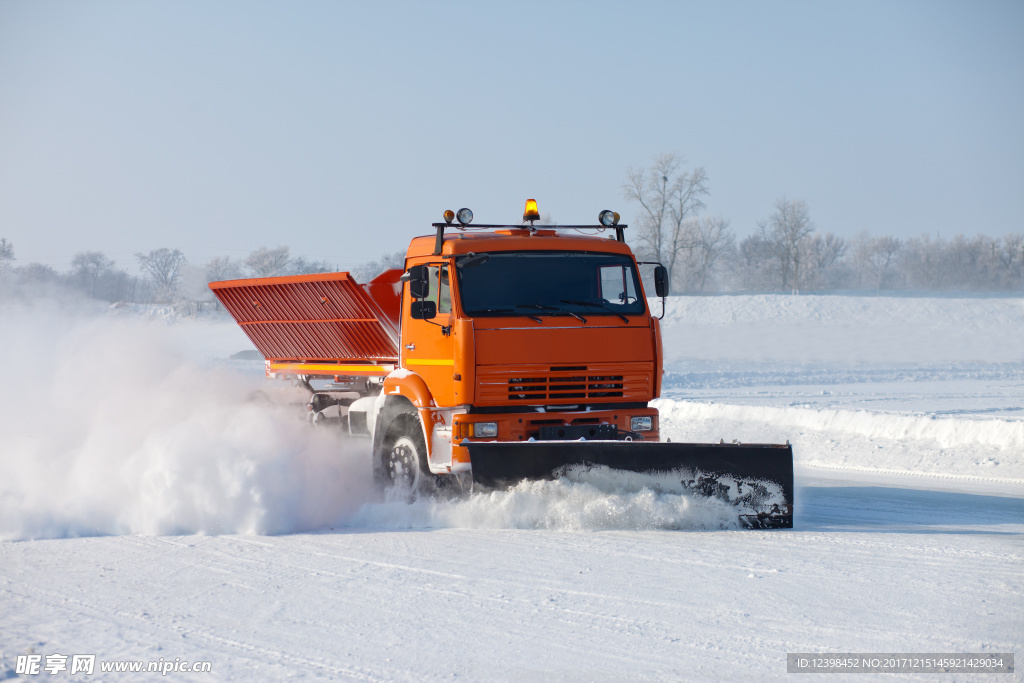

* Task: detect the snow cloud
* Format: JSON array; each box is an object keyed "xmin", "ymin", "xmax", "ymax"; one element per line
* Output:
[{"xmin": 0, "ymin": 303, "xmax": 372, "ymax": 541}]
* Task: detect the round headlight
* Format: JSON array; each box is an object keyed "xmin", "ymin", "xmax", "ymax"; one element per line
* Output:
[
  {"xmin": 456, "ymin": 208, "xmax": 474, "ymax": 225},
  {"xmin": 599, "ymin": 210, "xmax": 620, "ymax": 226}
]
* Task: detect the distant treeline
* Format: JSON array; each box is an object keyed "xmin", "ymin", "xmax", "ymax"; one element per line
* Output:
[
  {"xmin": 1, "ymin": 229, "xmax": 1020, "ymax": 309},
  {"xmin": 5, "ymin": 151, "xmax": 1021, "ymax": 303},
  {"xmin": 0, "ymin": 242, "xmax": 373, "ymax": 306},
  {"xmin": 727, "ymin": 229, "xmax": 1024, "ymax": 294},
  {"xmin": 622, "ymin": 154, "xmax": 1024, "ymax": 294}
]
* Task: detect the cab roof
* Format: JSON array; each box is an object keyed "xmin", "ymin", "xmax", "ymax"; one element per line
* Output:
[{"xmin": 405, "ymin": 229, "xmax": 635, "ymax": 259}]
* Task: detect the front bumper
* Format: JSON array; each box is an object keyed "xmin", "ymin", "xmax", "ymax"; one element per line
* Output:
[{"xmin": 450, "ymin": 406, "xmax": 659, "ymax": 471}]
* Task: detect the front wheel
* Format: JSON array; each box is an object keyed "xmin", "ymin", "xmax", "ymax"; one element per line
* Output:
[{"xmin": 375, "ymin": 412, "xmax": 429, "ymax": 492}]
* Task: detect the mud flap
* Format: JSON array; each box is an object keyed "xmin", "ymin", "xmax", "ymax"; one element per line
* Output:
[{"xmin": 465, "ymin": 441, "xmax": 794, "ymax": 529}]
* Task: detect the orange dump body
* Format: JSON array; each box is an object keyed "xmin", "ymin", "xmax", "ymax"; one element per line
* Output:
[{"xmin": 210, "ymin": 269, "xmax": 402, "ymax": 378}]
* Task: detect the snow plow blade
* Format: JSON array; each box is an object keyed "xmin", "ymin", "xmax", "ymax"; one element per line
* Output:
[{"xmin": 466, "ymin": 441, "xmax": 794, "ymax": 529}]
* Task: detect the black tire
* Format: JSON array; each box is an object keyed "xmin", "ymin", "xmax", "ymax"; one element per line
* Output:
[{"xmin": 374, "ymin": 411, "xmax": 430, "ymax": 492}]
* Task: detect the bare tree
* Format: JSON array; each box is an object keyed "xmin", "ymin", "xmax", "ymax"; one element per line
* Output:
[
  {"xmin": 204, "ymin": 256, "xmax": 244, "ymax": 283},
  {"xmin": 995, "ymin": 234, "xmax": 1024, "ymax": 287},
  {"xmin": 732, "ymin": 234, "xmax": 775, "ymax": 290},
  {"xmin": 0, "ymin": 238, "xmax": 13, "ymax": 266},
  {"xmin": 855, "ymin": 234, "xmax": 902, "ymax": 294},
  {"xmin": 758, "ymin": 197, "xmax": 815, "ymax": 293},
  {"xmin": 352, "ymin": 250, "xmax": 405, "ymax": 283},
  {"xmin": 679, "ymin": 216, "xmax": 734, "ymax": 291},
  {"xmin": 0, "ymin": 238, "xmax": 13, "ymax": 288},
  {"xmin": 71, "ymin": 251, "xmax": 115, "ymax": 297},
  {"xmin": 245, "ymin": 246, "xmax": 292, "ymax": 277},
  {"xmin": 902, "ymin": 235, "xmax": 944, "ymax": 289},
  {"xmin": 100, "ymin": 268, "xmax": 142, "ymax": 303},
  {"xmin": 947, "ymin": 235, "xmax": 986, "ymax": 288},
  {"xmin": 623, "ymin": 153, "xmax": 709, "ymax": 292},
  {"xmin": 290, "ymin": 256, "xmax": 336, "ymax": 275},
  {"xmin": 801, "ymin": 233, "xmax": 847, "ymax": 290},
  {"xmin": 18, "ymin": 262, "xmax": 59, "ymax": 284},
  {"xmin": 136, "ymin": 248, "xmax": 187, "ymax": 302}
]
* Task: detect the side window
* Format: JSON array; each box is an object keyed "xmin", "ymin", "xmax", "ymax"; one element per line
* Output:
[
  {"xmin": 428, "ymin": 265, "xmax": 452, "ymax": 314},
  {"xmin": 598, "ymin": 265, "xmax": 638, "ymax": 304}
]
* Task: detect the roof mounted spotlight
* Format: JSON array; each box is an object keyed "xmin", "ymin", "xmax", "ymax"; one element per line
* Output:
[
  {"xmin": 456, "ymin": 208, "xmax": 474, "ymax": 225},
  {"xmin": 523, "ymin": 198, "xmax": 540, "ymax": 224},
  {"xmin": 435, "ymin": 210, "xmax": 455, "ymax": 255},
  {"xmin": 598, "ymin": 210, "xmax": 620, "ymax": 227}
]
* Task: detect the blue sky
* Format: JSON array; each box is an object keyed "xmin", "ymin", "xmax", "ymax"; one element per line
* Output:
[{"xmin": 1, "ymin": 0, "xmax": 1021, "ymax": 272}]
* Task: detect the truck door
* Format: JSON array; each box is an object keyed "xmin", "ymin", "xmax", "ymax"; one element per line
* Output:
[{"xmin": 401, "ymin": 263, "xmax": 456, "ymax": 406}]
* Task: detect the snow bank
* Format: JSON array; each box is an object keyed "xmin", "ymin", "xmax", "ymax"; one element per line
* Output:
[
  {"xmin": 659, "ymin": 293, "xmax": 1024, "ymax": 328},
  {"xmin": 652, "ymin": 295, "xmax": 1024, "ymax": 481},
  {"xmin": 655, "ymin": 398, "xmax": 1024, "ymax": 480},
  {"xmin": 0, "ymin": 303, "xmax": 372, "ymax": 541},
  {"xmin": 656, "ymin": 399, "xmax": 1024, "ymax": 451},
  {"xmin": 656, "ymin": 294, "xmax": 1024, "ymax": 365}
]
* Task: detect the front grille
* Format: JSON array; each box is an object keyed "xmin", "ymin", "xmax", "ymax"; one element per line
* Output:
[
  {"xmin": 477, "ymin": 363, "xmax": 652, "ymax": 405},
  {"xmin": 508, "ymin": 374, "xmax": 623, "ymax": 400}
]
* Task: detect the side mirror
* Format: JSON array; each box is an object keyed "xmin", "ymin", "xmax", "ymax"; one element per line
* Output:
[
  {"xmin": 408, "ymin": 264, "xmax": 429, "ymax": 299},
  {"xmin": 410, "ymin": 300, "xmax": 437, "ymax": 320},
  {"xmin": 654, "ymin": 265, "xmax": 669, "ymax": 298}
]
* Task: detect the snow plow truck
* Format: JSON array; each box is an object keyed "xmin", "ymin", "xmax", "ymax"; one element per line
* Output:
[{"xmin": 210, "ymin": 201, "xmax": 794, "ymax": 528}]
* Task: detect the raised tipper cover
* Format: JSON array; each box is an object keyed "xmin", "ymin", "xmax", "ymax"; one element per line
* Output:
[{"xmin": 210, "ymin": 270, "xmax": 401, "ymax": 364}]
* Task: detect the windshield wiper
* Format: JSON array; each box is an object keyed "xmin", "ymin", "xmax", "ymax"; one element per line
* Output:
[
  {"xmin": 479, "ymin": 308, "xmax": 542, "ymax": 324},
  {"xmin": 560, "ymin": 299, "xmax": 629, "ymax": 323},
  {"xmin": 517, "ymin": 303, "xmax": 586, "ymax": 323},
  {"xmin": 456, "ymin": 252, "xmax": 490, "ymax": 269}
]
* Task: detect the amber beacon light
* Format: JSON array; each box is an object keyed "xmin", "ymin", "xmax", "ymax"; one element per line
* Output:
[{"xmin": 523, "ymin": 198, "xmax": 540, "ymax": 222}]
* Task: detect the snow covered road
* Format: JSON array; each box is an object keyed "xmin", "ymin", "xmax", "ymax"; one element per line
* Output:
[{"xmin": 3, "ymin": 467, "xmax": 1020, "ymax": 682}]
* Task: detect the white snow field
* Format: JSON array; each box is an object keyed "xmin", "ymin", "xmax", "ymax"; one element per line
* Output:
[{"xmin": 1, "ymin": 295, "xmax": 1022, "ymax": 681}]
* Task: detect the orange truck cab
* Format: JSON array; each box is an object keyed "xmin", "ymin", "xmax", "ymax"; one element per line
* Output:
[{"xmin": 380, "ymin": 222, "xmax": 666, "ymax": 482}]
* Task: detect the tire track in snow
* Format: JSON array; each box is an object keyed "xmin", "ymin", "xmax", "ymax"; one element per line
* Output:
[
  {"xmin": 2, "ymin": 544, "xmax": 396, "ymax": 682},
  {"xmin": 215, "ymin": 537, "xmax": 696, "ymax": 662},
  {"xmin": 152, "ymin": 533, "xmax": 780, "ymax": 672}
]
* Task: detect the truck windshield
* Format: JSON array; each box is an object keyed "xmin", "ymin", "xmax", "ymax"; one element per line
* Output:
[{"xmin": 455, "ymin": 251, "xmax": 646, "ymax": 319}]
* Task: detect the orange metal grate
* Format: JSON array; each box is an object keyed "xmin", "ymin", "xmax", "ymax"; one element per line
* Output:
[{"xmin": 210, "ymin": 272, "xmax": 399, "ymax": 363}]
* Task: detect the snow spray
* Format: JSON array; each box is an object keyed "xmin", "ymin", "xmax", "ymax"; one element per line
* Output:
[
  {"xmin": 1, "ymin": 303, "xmax": 745, "ymax": 540},
  {"xmin": 0, "ymin": 303, "xmax": 372, "ymax": 540}
]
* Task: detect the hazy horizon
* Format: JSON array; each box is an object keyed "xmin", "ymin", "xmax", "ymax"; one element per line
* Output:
[{"xmin": 1, "ymin": 0, "xmax": 1022, "ymax": 272}]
